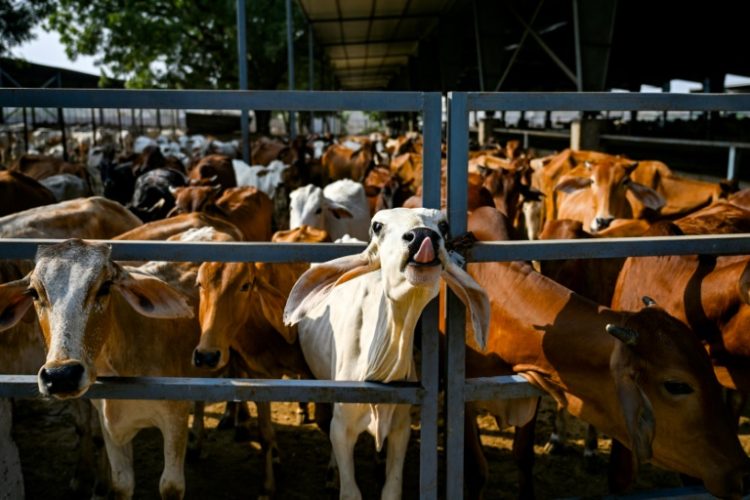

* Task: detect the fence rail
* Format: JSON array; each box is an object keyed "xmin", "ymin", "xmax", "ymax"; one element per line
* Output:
[{"xmin": 2, "ymin": 88, "xmax": 750, "ymax": 499}]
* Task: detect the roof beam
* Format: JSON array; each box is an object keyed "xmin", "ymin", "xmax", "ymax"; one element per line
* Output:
[
  {"xmin": 309, "ymin": 13, "xmax": 439, "ymax": 24},
  {"xmin": 320, "ymin": 37, "xmax": 420, "ymax": 47}
]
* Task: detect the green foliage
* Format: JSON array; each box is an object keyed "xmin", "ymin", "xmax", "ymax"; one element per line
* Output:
[
  {"xmin": 0, "ymin": 0, "xmax": 53, "ymax": 55},
  {"xmin": 47, "ymin": 0, "xmax": 313, "ymax": 90}
]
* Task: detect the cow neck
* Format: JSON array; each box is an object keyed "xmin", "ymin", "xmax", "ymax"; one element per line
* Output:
[
  {"xmin": 364, "ymin": 278, "xmax": 432, "ymax": 383},
  {"xmin": 471, "ymin": 259, "xmax": 625, "ymax": 394}
]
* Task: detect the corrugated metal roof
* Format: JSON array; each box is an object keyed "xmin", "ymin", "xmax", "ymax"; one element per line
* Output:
[{"xmin": 298, "ymin": 0, "xmax": 452, "ymax": 89}]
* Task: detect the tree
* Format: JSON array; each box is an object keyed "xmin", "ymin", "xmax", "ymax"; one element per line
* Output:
[
  {"xmin": 48, "ymin": 0, "xmax": 321, "ymax": 132},
  {"xmin": 0, "ymin": 0, "xmax": 52, "ymax": 55}
]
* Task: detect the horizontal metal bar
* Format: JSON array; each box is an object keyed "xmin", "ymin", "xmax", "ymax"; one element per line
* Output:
[
  {"xmin": 0, "ymin": 239, "xmax": 366, "ymax": 263},
  {"xmin": 309, "ymin": 13, "xmax": 439, "ymax": 24},
  {"xmin": 0, "ymin": 375, "xmax": 423, "ymax": 404},
  {"xmin": 468, "ymin": 234, "xmax": 750, "ymax": 262},
  {"xmin": 467, "ymin": 92, "xmax": 750, "ymax": 111},
  {"xmin": 599, "ymin": 133, "xmax": 750, "ymax": 149},
  {"xmin": 493, "ymin": 127, "xmax": 569, "ymax": 139},
  {"xmin": 464, "ymin": 375, "xmax": 545, "ymax": 401},
  {"xmin": 0, "ymin": 89, "xmax": 427, "ymax": 112}
]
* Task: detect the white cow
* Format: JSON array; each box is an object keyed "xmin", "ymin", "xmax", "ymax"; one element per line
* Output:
[
  {"xmin": 289, "ymin": 179, "xmax": 370, "ymax": 241},
  {"xmin": 284, "ymin": 208, "xmax": 489, "ymax": 500},
  {"xmin": 233, "ymin": 159, "xmax": 289, "ymax": 199}
]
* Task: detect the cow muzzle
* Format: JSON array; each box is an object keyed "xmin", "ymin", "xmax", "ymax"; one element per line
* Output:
[
  {"xmin": 591, "ymin": 216, "xmax": 614, "ymax": 232},
  {"xmin": 403, "ymin": 227, "xmax": 442, "ymax": 286},
  {"xmin": 193, "ymin": 348, "xmax": 223, "ymax": 370},
  {"xmin": 38, "ymin": 361, "xmax": 87, "ymax": 398}
]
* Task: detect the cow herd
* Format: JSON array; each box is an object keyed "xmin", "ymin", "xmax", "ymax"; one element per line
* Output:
[{"xmin": 0, "ymin": 129, "xmax": 749, "ymax": 499}]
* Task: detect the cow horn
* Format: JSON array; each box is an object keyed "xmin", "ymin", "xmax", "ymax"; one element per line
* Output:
[
  {"xmin": 642, "ymin": 296, "xmax": 657, "ymax": 307},
  {"xmin": 146, "ymin": 198, "xmax": 166, "ymax": 212},
  {"xmin": 207, "ymin": 175, "xmax": 218, "ymax": 183},
  {"xmin": 168, "ymin": 185, "xmax": 179, "ymax": 195},
  {"xmin": 606, "ymin": 324, "xmax": 639, "ymax": 346}
]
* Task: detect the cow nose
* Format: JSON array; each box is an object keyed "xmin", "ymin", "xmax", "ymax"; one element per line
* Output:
[
  {"xmin": 39, "ymin": 363, "xmax": 85, "ymax": 395},
  {"xmin": 593, "ymin": 217, "xmax": 613, "ymax": 231},
  {"xmin": 404, "ymin": 228, "xmax": 441, "ymax": 263},
  {"xmin": 193, "ymin": 349, "xmax": 221, "ymax": 369}
]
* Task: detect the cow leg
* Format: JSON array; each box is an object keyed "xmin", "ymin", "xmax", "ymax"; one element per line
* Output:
[
  {"xmin": 544, "ymin": 406, "xmax": 568, "ymax": 455},
  {"xmin": 330, "ymin": 404, "xmax": 362, "ymax": 500},
  {"xmin": 726, "ymin": 389, "xmax": 747, "ymax": 432},
  {"xmin": 583, "ymin": 425, "xmax": 600, "ymax": 472},
  {"xmin": 187, "ymin": 401, "xmax": 205, "ymax": 461},
  {"xmin": 465, "ymin": 404, "xmax": 488, "ymax": 500},
  {"xmin": 297, "ymin": 401, "xmax": 312, "ymax": 425},
  {"xmin": 315, "ymin": 402, "xmax": 339, "ymax": 492},
  {"xmin": 608, "ymin": 439, "xmax": 635, "ymax": 494},
  {"xmin": 100, "ymin": 429, "xmax": 136, "ymax": 500},
  {"xmin": 381, "ymin": 405, "xmax": 411, "ymax": 500},
  {"xmin": 157, "ymin": 404, "xmax": 189, "ymax": 500},
  {"xmin": 256, "ymin": 401, "xmax": 279, "ymax": 499},
  {"xmin": 511, "ymin": 402, "xmax": 539, "ymax": 500}
]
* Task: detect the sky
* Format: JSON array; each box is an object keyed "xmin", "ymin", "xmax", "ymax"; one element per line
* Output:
[{"xmin": 12, "ymin": 26, "xmax": 100, "ymax": 75}]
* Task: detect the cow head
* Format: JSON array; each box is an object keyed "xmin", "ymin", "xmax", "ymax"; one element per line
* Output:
[
  {"xmin": 555, "ymin": 160, "xmax": 664, "ymax": 232},
  {"xmin": 284, "ymin": 208, "xmax": 490, "ymax": 349},
  {"xmin": 0, "ymin": 240, "xmax": 193, "ymax": 399},
  {"xmin": 606, "ymin": 302, "xmax": 749, "ymax": 497},
  {"xmin": 289, "ymin": 184, "xmax": 354, "ymax": 230}
]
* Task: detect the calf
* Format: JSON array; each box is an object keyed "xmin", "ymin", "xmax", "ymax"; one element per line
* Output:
[
  {"xmin": 289, "ymin": 179, "xmax": 370, "ymax": 241},
  {"xmin": 188, "ymin": 154, "xmax": 237, "ymax": 189},
  {"xmin": 463, "ymin": 207, "xmax": 749, "ymax": 498},
  {"xmin": 193, "ymin": 226, "xmax": 320, "ymax": 496},
  {"xmin": 284, "ymin": 208, "xmax": 489, "ymax": 499}
]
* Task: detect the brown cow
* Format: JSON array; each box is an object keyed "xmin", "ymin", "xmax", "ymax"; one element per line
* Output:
[
  {"xmin": 363, "ymin": 166, "xmax": 415, "ymax": 216},
  {"xmin": 0, "ymin": 228, "xmax": 236, "ymax": 499},
  {"xmin": 462, "ymin": 206, "xmax": 749, "ymax": 498},
  {"xmin": 613, "ymin": 201, "xmax": 750, "ymax": 400},
  {"xmin": 555, "ymin": 159, "xmax": 664, "ymax": 232},
  {"xmin": 10, "ymin": 153, "xmax": 89, "ymax": 182},
  {"xmin": 0, "ymin": 170, "xmax": 57, "ymax": 216},
  {"xmin": 193, "ymin": 226, "xmax": 323, "ymax": 496},
  {"xmin": 114, "ymin": 212, "xmax": 243, "ymax": 242},
  {"xmin": 188, "ymin": 154, "xmax": 237, "ymax": 189},
  {"xmin": 322, "ymin": 141, "xmax": 381, "ymax": 182},
  {"xmin": 168, "ymin": 186, "xmax": 273, "ymax": 242}
]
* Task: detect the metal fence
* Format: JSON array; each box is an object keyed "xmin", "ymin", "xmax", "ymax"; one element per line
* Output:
[{"xmin": 1, "ymin": 88, "xmax": 750, "ymax": 498}]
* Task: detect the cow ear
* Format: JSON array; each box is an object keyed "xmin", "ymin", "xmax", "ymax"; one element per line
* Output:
[
  {"xmin": 254, "ymin": 275, "xmax": 297, "ymax": 344},
  {"xmin": 284, "ymin": 245, "xmax": 380, "ymax": 326},
  {"xmin": 624, "ymin": 161, "xmax": 639, "ymax": 175},
  {"xmin": 113, "ymin": 266, "xmax": 194, "ymax": 319},
  {"xmin": 326, "ymin": 202, "xmax": 354, "ymax": 219},
  {"xmin": 554, "ymin": 175, "xmax": 592, "ymax": 194},
  {"xmin": 0, "ymin": 276, "xmax": 33, "ymax": 331},
  {"xmin": 627, "ymin": 182, "xmax": 665, "ymax": 212},
  {"xmin": 442, "ymin": 256, "xmax": 491, "ymax": 350},
  {"xmin": 608, "ymin": 324, "xmax": 655, "ymax": 466}
]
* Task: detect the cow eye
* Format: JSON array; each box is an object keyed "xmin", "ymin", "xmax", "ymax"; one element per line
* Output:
[
  {"xmin": 240, "ymin": 282, "xmax": 251, "ymax": 292},
  {"xmin": 25, "ymin": 288, "xmax": 39, "ymax": 300},
  {"xmin": 315, "ymin": 207, "xmax": 322, "ymax": 214},
  {"xmin": 664, "ymin": 380, "xmax": 694, "ymax": 396},
  {"xmin": 371, "ymin": 221, "xmax": 383, "ymax": 235},
  {"xmin": 438, "ymin": 221, "xmax": 450, "ymax": 237},
  {"xmin": 96, "ymin": 281, "xmax": 113, "ymax": 298}
]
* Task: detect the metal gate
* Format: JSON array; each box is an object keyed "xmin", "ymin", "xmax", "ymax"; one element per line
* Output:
[{"xmin": 1, "ymin": 88, "xmax": 750, "ymax": 498}]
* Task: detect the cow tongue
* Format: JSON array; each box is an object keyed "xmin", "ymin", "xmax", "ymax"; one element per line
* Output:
[{"xmin": 414, "ymin": 237, "xmax": 435, "ymax": 264}]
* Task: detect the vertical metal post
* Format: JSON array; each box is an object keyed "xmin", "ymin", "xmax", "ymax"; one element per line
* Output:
[
  {"xmin": 117, "ymin": 108, "xmax": 123, "ymax": 149},
  {"xmin": 419, "ymin": 92, "xmax": 442, "ymax": 500},
  {"xmin": 286, "ymin": 0, "xmax": 296, "ymax": 139},
  {"xmin": 22, "ymin": 107, "xmax": 29, "ymax": 152},
  {"xmin": 91, "ymin": 108, "xmax": 97, "ymax": 146},
  {"xmin": 156, "ymin": 108, "xmax": 162, "ymax": 131},
  {"xmin": 308, "ymin": 22, "xmax": 315, "ymax": 133},
  {"xmin": 445, "ymin": 92, "xmax": 468, "ymax": 499},
  {"xmin": 727, "ymin": 146, "xmax": 737, "ymax": 180},
  {"xmin": 236, "ymin": 0, "xmax": 250, "ymax": 163},
  {"xmin": 57, "ymin": 73, "xmax": 68, "ymax": 161},
  {"xmin": 0, "ymin": 66, "xmax": 4, "ymax": 125},
  {"xmin": 472, "ymin": 0, "xmax": 485, "ymax": 91},
  {"xmin": 572, "ymin": 0, "xmax": 583, "ymax": 91}
]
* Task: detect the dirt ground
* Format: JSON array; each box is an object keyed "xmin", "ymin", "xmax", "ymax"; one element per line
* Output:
[{"xmin": 11, "ymin": 396, "xmax": 750, "ymax": 499}]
